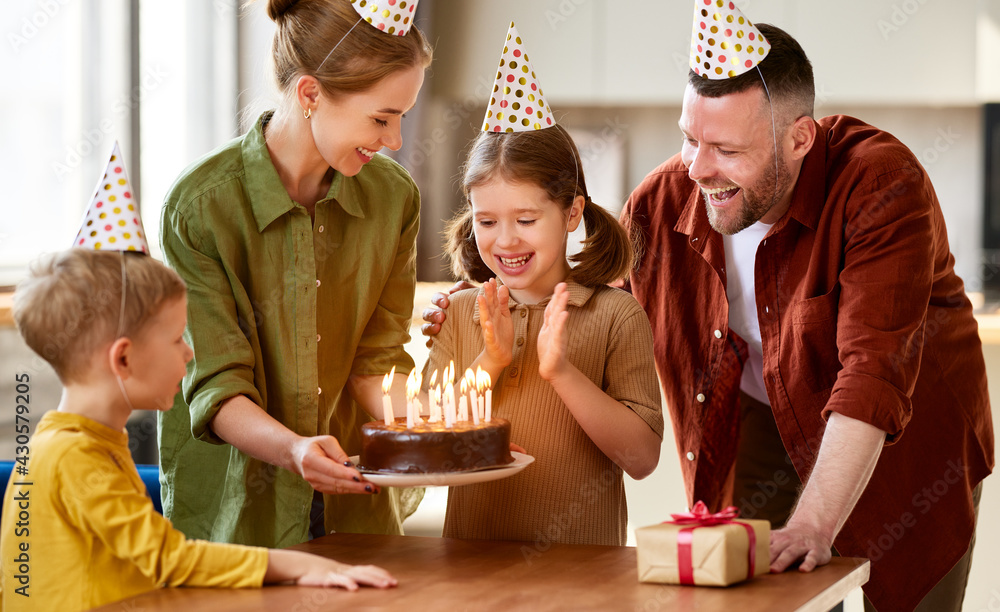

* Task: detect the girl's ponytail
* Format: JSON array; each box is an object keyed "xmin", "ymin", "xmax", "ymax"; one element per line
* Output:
[{"xmin": 568, "ymin": 198, "xmax": 635, "ymax": 287}]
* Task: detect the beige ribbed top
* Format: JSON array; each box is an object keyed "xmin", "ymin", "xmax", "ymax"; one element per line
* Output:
[{"xmin": 424, "ymin": 281, "xmax": 663, "ymax": 546}]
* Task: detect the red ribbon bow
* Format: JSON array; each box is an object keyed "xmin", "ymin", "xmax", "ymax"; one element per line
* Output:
[{"xmin": 664, "ymin": 501, "xmax": 757, "ymax": 585}]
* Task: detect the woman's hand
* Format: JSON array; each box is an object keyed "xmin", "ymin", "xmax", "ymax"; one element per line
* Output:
[
  {"xmin": 537, "ymin": 283, "xmax": 571, "ymax": 382},
  {"xmin": 421, "ymin": 281, "xmax": 475, "ymax": 347},
  {"xmin": 290, "ymin": 435, "xmax": 379, "ymax": 495},
  {"xmin": 477, "ymin": 278, "xmax": 514, "ymax": 371}
]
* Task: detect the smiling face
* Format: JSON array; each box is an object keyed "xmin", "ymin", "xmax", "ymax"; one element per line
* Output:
[
  {"xmin": 470, "ymin": 179, "xmax": 583, "ymax": 304},
  {"xmin": 679, "ymin": 84, "xmax": 796, "ymax": 235},
  {"xmin": 308, "ymin": 64, "xmax": 425, "ymax": 177},
  {"xmin": 124, "ymin": 296, "xmax": 193, "ymax": 412}
]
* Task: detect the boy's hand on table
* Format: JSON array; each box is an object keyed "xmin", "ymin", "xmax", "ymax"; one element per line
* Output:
[{"xmin": 266, "ymin": 550, "xmax": 397, "ymax": 590}]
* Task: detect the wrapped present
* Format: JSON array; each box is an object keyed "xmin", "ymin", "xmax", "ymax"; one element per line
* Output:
[{"xmin": 636, "ymin": 502, "xmax": 770, "ymax": 586}]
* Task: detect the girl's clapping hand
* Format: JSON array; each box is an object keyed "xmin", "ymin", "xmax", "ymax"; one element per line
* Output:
[
  {"xmin": 537, "ymin": 282, "xmax": 571, "ymax": 381},
  {"xmin": 478, "ymin": 278, "xmax": 514, "ymax": 369}
]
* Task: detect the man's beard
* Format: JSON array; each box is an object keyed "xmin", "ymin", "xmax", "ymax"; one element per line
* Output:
[{"xmin": 703, "ymin": 151, "xmax": 791, "ymax": 235}]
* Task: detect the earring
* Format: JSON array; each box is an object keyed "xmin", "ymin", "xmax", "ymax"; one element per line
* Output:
[{"xmin": 303, "ymin": 107, "xmax": 312, "ymax": 119}]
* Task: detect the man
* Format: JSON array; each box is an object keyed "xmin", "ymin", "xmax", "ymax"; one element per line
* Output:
[{"xmin": 425, "ymin": 18, "xmax": 993, "ymax": 612}]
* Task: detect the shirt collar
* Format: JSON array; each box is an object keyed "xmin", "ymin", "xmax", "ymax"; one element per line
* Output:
[
  {"xmin": 242, "ymin": 111, "xmax": 366, "ymax": 233},
  {"xmin": 472, "ymin": 279, "xmax": 596, "ymax": 324},
  {"xmin": 782, "ymin": 119, "xmax": 827, "ymax": 232}
]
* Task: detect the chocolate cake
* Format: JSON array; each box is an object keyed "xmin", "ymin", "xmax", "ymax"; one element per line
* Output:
[{"xmin": 359, "ymin": 417, "xmax": 515, "ymax": 473}]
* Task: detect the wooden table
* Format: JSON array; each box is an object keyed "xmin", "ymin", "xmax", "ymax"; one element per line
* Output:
[{"xmin": 96, "ymin": 533, "xmax": 869, "ymax": 611}]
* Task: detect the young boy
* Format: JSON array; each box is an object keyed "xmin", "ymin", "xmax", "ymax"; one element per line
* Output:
[{"xmin": 0, "ymin": 249, "xmax": 396, "ymax": 611}]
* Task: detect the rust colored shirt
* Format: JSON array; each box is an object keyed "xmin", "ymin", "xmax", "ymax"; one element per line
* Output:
[{"xmin": 623, "ymin": 115, "xmax": 994, "ymax": 611}]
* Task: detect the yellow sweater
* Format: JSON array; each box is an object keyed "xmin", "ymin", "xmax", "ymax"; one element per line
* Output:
[{"xmin": 0, "ymin": 411, "xmax": 267, "ymax": 612}]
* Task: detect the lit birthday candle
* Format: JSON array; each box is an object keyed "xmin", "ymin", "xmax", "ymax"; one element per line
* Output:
[
  {"xmin": 413, "ymin": 372, "xmax": 423, "ymax": 424},
  {"xmin": 444, "ymin": 381, "xmax": 455, "ymax": 428},
  {"xmin": 382, "ymin": 365, "xmax": 395, "ymax": 425},
  {"xmin": 476, "ymin": 367, "xmax": 488, "ymax": 422},
  {"xmin": 459, "ymin": 379, "xmax": 469, "ymax": 422},
  {"xmin": 445, "ymin": 361, "xmax": 457, "ymax": 427},
  {"xmin": 428, "ymin": 369, "xmax": 440, "ymax": 423},
  {"xmin": 464, "ymin": 368, "xmax": 478, "ymax": 423},
  {"xmin": 483, "ymin": 370, "xmax": 493, "ymax": 422},
  {"xmin": 405, "ymin": 369, "xmax": 419, "ymax": 428}
]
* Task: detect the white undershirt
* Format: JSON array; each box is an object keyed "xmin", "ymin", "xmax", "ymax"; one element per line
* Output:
[{"xmin": 723, "ymin": 221, "xmax": 773, "ymax": 405}]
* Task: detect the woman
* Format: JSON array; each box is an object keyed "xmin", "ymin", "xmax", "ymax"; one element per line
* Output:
[{"xmin": 158, "ymin": 0, "xmax": 433, "ymax": 548}]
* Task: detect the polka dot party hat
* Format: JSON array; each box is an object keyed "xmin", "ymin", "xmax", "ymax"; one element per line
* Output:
[
  {"xmin": 690, "ymin": 0, "xmax": 771, "ymax": 80},
  {"xmin": 73, "ymin": 141, "xmax": 149, "ymax": 254},
  {"xmin": 482, "ymin": 22, "xmax": 555, "ymax": 133},
  {"xmin": 348, "ymin": 0, "xmax": 419, "ymax": 36}
]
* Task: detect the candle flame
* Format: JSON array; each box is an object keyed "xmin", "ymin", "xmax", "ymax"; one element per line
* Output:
[
  {"xmin": 460, "ymin": 378, "xmax": 468, "ymax": 394},
  {"xmin": 448, "ymin": 360, "xmax": 456, "ymax": 383},
  {"xmin": 429, "ymin": 369, "xmax": 438, "ymax": 387},
  {"xmin": 476, "ymin": 366, "xmax": 490, "ymax": 391},
  {"xmin": 382, "ymin": 365, "xmax": 395, "ymax": 395},
  {"xmin": 405, "ymin": 369, "xmax": 419, "ymax": 399},
  {"xmin": 463, "ymin": 368, "xmax": 476, "ymax": 390}
]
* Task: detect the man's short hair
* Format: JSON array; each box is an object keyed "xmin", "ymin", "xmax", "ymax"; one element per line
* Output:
[
  {"xmin": 689, "ymin": 23, "xmax": 815, "ymax": 125},
  {"xmin": 12, "ymin": 249, "xmax": 186, "ymax": 383}
]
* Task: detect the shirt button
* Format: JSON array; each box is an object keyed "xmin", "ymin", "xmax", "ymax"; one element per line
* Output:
[
  {"xmin": 520, "ymin": 309, "xmax": 527, "ymax": 318},
  {"xmin": 318, "ymin": 225, "xmax": 325, "ymax": 233},
  {"xmin": 317, "ymin": 334, "xmax": 321, "ymax": 342},
  {"xmin": 509, "ymin": 367, "xmax": 519, "ymax": 377},
  {"xmin": 686, "ymin": 452, "xmax": 695, "ymax": 461},
  {"xmin": 696, "ymin": 393, "xmax": 706, "ymax": 403},
  {"xmin": 318, "ymin": 387, "xmax": 322, "ymax": 395},
  {"xmin": 516, "ymin": 337, "xmax": 525, "ymax": 346},
  {"xmin": 713, "ymin": 329, "xmax": 723, "ymax": 339},
  {"xmin": 316, "ymin": 279, "xmax": 321, "ymax": 288}
]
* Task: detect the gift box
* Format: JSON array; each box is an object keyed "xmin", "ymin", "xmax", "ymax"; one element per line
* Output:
[{"xmin": 635, "ymin": 502, "xmax": 770, "ymax": 587}]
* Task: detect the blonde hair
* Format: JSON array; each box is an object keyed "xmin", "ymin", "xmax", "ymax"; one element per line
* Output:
[
  {"xmin": 264, "ymin": 0, "xmax": 433, "ymax": 99},
  {"xmin": 446, "ymin": 126, "xmax": 636, "ymax": 287},
  {"xmin": 12, "ymin": 250, "xmax": 186, "ymax": 384}
]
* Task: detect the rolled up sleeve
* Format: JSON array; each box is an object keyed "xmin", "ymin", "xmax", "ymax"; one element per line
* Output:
[
  {"xmin": 160, "ymin": 203, "xmax": 262, "ymax": 443},
  {"xmin": 823, "ymin": 166, "xmax": 935, "ymax": 442}
]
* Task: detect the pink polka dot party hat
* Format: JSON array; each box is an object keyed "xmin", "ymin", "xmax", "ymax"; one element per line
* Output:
[
  {"xmin": 348, "ymin": 0, "xmax": 419, "ymax": 36},
  {"xmin": 690, "ymin": 0, "xmax": 771, "ymax": 80},
  {"xmin": 481, "ymin": 22, "xmax": 556, "ymax": 133},
  {"xmin": 73, "ymin": 141, "xmax": 149, "ymax": 253}
]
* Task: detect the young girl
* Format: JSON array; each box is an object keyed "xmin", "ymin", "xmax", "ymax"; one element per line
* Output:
[
  {"xmin": 426, "ymin": 122, "xmax": 664, "ymax": 546},
  {"xmin": 158, "ymin": 0, "xmax": 431, "ymax": 548}
]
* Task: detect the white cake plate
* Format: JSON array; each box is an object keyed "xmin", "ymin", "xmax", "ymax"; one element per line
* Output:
[{"xmin": 348, "ymin": 451, "xmax": 534, "ymax": 488}]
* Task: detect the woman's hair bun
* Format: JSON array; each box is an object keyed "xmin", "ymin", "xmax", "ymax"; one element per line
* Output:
[{"xmin": 266, "ymin": 0, "xmax": 299, "ymax": 22}]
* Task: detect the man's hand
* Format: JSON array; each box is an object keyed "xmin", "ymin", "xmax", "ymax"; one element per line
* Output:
[
  {"xmin": 769, "ymin": 521, "xmax": 833, "ymax": 573},
  {"xmin": 421, "ymin": 281, "xmax": 474, "ymax": 347},
  {"xmin": 767, "ymin": 412, "xmax": 885, "ymax": 574}
]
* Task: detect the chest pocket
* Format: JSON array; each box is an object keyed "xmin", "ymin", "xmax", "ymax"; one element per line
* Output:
[{"xmin": 786, "ymin": 284, "xmax": 840, "ymax": 392}]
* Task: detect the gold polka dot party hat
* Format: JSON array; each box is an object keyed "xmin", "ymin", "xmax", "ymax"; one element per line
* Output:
[
  {"xmin": 348, "ymin": 0, "xmax": 419, "ymax": 36},
  {"xmin": 690, "ymin": 0, "xmax": 771, "ymax": 80},
  {"xmin": 481, "ymin": 21, "xmax": 556, "ymax": 133},
  {"xmin": 73, "ymin": 141, "xmax": 149, "ymax": 253}
]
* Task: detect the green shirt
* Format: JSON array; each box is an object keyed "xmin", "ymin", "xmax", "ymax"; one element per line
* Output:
[{"xmin": 157, "ymin": 112, "xmax": 419, "ymax": 548}]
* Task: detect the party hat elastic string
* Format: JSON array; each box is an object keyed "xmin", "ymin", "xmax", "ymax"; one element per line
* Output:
[
  {"xmin": 756, "ymin": 65, "xmax": 780, "ymax": 209},
  {"xmin": 114, "ymin": 251, "xmax": 137, "ymax": 412},
  {"xmin": 316, "ymin": 17, "xmax": 363, "ymax": 72},
  {"xmin": 315, "ymin": 0, "xmax": 420, "ymax": 72}
]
